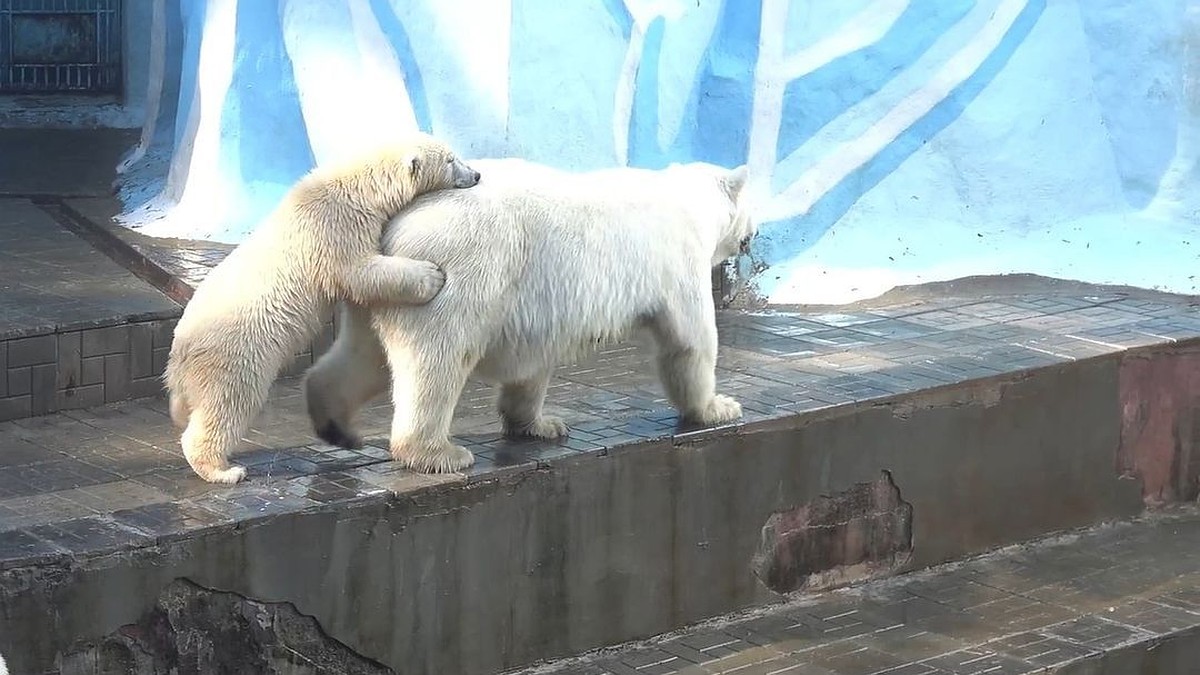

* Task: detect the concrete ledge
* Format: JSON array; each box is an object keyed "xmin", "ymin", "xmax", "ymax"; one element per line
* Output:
[
  {"xmin": 514, "ymin": 507, "xmax": 1200, "ymax": 675},
  {"xmin": 3, "ymin": 343, "xmax": 1193, "ymax": 674},
  {"xmin": 0, "ymin": 312, "xmax": 335, "ymax": 422},
  {"xmin": 0, "ymin": 198, "xmax": 333, "ymax": 422},
  {"xmin": 3, "ymin": 283, "xmax": 1200, "ymax": 673}
]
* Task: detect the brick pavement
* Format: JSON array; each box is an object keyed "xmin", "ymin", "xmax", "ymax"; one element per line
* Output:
[
  {"xmin": 512, "ymin": 507, "xmax": 1200, "ymax": 674},
  {"xmin": 0, "ymin": 198, "xmax": 334, "ymax": 421},
  {"xmin": 0, "ymin": 284, "xmax": 1198, "ymax": 570},
  {"xmin": 0, "ymin": 199, "xmax": 178, "ymax": 339}
]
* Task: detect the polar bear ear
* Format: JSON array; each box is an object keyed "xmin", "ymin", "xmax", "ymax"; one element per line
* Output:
[{"xmin": 723, "ymin": 165, "xmax": 749, "ymax": 200}]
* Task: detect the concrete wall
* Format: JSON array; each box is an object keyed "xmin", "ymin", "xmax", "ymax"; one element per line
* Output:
[
  {"xmin": 0, "ymin": 349, "xmax": 1151, "ymax": 675},
  {"xmin": 109, "ymin": 0, "xmax": 1200, "ymax": 304}
]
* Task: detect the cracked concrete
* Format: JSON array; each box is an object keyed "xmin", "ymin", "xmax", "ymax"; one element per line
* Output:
[
  {"xmin": 59, "ymin": 579, "xmax": 391, "ymax": 675},
  {"xmin": 753, "ymin": 472, "xmax": 913, "ymax": 594}
]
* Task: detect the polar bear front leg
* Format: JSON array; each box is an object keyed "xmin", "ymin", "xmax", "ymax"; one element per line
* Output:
[
  {"xmin": 499, "ymin": 369, "xmax": 569, "ymax": 439},
  {"xmin": 652, "ymin": 289, "xmax": 743, "ymax": 426},
  {"xmin": 344, "ymin": 254, "xmax": 446, "ymax": 307},
  {"xmin": 304, "ymin": 303, "xmax": 390, "ymax": 449},
  {"xmin": 384, "ymin": 339, "xmax": 477, "ymax": 473}
]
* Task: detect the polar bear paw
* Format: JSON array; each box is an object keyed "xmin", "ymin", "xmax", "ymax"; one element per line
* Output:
[
  {"xmin": 694, "ymin": 394, "xmax": 743, "ymax": 426},
  {"xmin": 505, "ymin": 415, "xmax": 570, "ymax": 440},
  {"xmin": 192, "ymin": 462, "xmax": 248, "ymax": 485},
  {"xmin": 393, "ymin": 440, "xmax": 476, "ymax": 474},
  {"xmin": 406, "ymin": 260, "xmax": 446, "ymax": 304},
  {"xmin": 315, "ymin": 418, "xmax": 364, "ymax": 449}
]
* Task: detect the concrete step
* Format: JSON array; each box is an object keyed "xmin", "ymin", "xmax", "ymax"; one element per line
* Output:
[
  {"xmin": 0, "ymin": 198, "xmax": 331, "ymax": 423},
  {"xmin": 0, "ymin": 198, "xmax": 180, "ymax": 421},
  {"xmin": 514, "ymin": 507, "xmax": 1200, "ymax": 675},
  {"xmin": 2, "ymin": 283, "xmax": 1200, "ymax": 674}
]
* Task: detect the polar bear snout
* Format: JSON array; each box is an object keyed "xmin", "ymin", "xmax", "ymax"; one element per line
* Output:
[{"xmin": 451, "ymin": 157, "xmax": 482, "ymax": 189}]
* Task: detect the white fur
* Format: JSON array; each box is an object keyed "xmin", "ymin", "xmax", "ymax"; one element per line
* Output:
[
  {"xmin": 164, "ymin": 134, "xmax": 479, "ymax": 484},
  {"xmin": 305, "ymin": 158, "xmax": 755, "ymax": 473}
]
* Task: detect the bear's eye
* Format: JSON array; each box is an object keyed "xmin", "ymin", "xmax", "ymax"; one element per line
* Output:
[{"xmin": 446, "ymin": 157, "xmax": 454, "ymax": 165}]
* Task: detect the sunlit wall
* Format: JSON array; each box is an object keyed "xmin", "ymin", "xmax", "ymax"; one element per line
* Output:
[{"xmin": 115, "ymin": 0, "xmax": 1200, "ymax": 304}]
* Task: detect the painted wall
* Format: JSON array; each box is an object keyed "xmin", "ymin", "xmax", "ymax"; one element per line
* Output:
[{"xmin": 115, "ymin": 0, "xmax": 1200, "ymax": 304}]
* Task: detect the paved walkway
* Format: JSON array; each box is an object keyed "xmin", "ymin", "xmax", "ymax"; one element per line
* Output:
[
  {"xmin": 1, "ymin": 282, "xmax": 1198, "ymax": 567},
  {"xmin": 0, "ymin": 128, "xmax": 135, "ymax": 198},
  {"xmin": 517, "ymin": 506, "xmax": 1200, "ymax": 674},
  {"xmin": 0, "ymin": 198, "xmax": 178, "ymax": 339}
]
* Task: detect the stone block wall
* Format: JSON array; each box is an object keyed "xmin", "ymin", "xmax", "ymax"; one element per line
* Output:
[{"xmin": 0, "ymin": 314, "xmax": 336, "ymax": 423}]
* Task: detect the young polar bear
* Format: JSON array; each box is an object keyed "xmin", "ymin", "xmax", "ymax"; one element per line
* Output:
[
  {"xmin": 303, "ymin": 158, "xmax": 755, "ymax": 473},
  {"xmin": 165, "ymin": 135, "xmax": 480, "ymax": 484}
]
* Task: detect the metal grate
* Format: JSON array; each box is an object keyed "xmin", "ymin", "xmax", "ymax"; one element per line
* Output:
[{"xmin": 0, "ymin": 0, "xmax": 121, "ymax": 94}]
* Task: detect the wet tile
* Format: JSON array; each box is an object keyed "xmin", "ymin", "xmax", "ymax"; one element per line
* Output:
[
  {"xmin": 1151, "ymin": 587, "xmax": 1200, "ymax": 614},
  {"xmin": 0, "ymin": 528, "xmax": 66, "ymax": 567},
  {"xmin": 0, "ymin": 458, "xmax": 119, "ymax": 499},
  {"xmin": 1042, "ymin": 615, "xmax": 1150, "ymax": 651},
  {"xmin": 920, "ymin": 647, "xmax": 1032, "ymax": 675},
  {"xmin": 1101, "ymin": 599, "xmax": 1200, "ymax": 636},
  {"xmin": 278, "ymin": 471, "xmax": 389, "ymax": 505},
  {"xmin": 24, "ymin": 515, "xmax": 152, "ymax": 555},
  {"xmin": 986, "ymin": 631, "xmax": 1095, "ymax": 667}
]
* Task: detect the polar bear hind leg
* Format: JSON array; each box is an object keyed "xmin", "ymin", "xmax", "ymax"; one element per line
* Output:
[
  {"xmin": 304, "ymin": 303, "xmax": 390, "ymax": 449},
  {"xmin": 181, "ymin": 405, "xmax": 249, "ymax": 484},
  {"xmin": 651, "ymin": 283, "xmax": 743, "ymax": 426},
  {"xmin": 498, "ymin": 369, "xmax": 569, "ymax": 439},
  {"xmin": 170, "ymin": 350, "xmax": 273, "ymax": 484}
]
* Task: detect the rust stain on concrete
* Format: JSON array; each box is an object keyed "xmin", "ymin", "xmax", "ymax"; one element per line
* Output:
[
  {"xmin": 753, "ymin": 471, "xmax": 914, "ymax": 595},
  {"xmin": 1118, "ymin": 344, "xmax": 1200, "ymax": 506}
]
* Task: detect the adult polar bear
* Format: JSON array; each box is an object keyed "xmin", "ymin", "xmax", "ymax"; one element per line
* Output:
[{"xmin": 304, "ymin": 159, "xmax": 755, "ymax": 473}]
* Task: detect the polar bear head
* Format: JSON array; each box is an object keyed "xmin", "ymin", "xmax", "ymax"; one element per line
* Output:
[
  {"xmin": 721, "ymin": 164, "xmax": 755, "ymax": 253},
  {"xmin": 670, "ymin": 162, "xmax": 755, "ymax": 266},
  {"xmin": 334, "ymin": 133, "xmax": 479, "ymax": 216},
  {"xmin": 395, "ymin": 133, "xmax": 481, "ymax": 193}
]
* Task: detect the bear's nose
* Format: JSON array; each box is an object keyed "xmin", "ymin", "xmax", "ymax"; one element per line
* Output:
[{"xmin": 472, "ymin": 170, "xmax": 481, "ymax": 183}]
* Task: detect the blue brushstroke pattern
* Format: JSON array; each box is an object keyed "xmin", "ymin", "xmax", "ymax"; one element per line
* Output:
[
  {"xmin": 628, "ymin": 16, "xmax": 667, "ymax": 168},
  {"xmin": 774, "ymin": 0, "xmax": 976, "ymax": 165},
  {"xmin": 758, "ymin": 0, "xmax": 1048, "ymax": 263},
  {"xmin": 216, "ymin": 0, "xmax": 314, "ymax": 225},
  {"xmin": 171, "ymin": 0, "xmax": 207, "ymax": 156},
  {"xmin": 689, "ymin": 0, "xmax": 762, "ymax": 168},
  {"xmin": 602, "ymin": 0, "xmax": 634, "ymax": 41},
  {"xmin": 119, "ymin": 0, "xmax": 187, "ymax": 215},
  {"xmin": 369, "ymin": 0, "xmax": 433, "ymax": 134}
]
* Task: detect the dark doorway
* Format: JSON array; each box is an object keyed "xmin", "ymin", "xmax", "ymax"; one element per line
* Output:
[{"xmin": 0, "ymin": 0, "xmax": 121, "ymax": 94}]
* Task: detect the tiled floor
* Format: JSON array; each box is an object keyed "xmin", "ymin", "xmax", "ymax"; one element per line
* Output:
[
  {"xmin": 1, "ymin": 284, "xmax": 1199, "ymax": 570},
  {"xmin": 0, "ymin": 128, "xmax": 136, "ymax": 198},
  {"xmin": 64, "ymin": 197, "xmax": 234, "ymax": 295},
  {"xmin": 0, "ymin": 199, "xmax": 179, "ymax": 339},
  {"xmin": 513, "ymin": 506, "xmax": 1200, "ymax": 674}
]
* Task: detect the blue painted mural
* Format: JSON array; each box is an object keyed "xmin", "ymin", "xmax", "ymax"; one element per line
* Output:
[{"xmin": 116, "ymin": 0, "xmax": 1200, "ymax": 304}]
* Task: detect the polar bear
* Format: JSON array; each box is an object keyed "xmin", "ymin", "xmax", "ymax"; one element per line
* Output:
[
  {"xmin": 164, "ymin": 134, "xmax": 480, "ymax": 484},
  {"xmin": 303, "ymin": 158, "xmax": 754, "ymax": 473}
]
